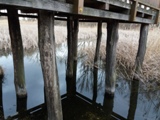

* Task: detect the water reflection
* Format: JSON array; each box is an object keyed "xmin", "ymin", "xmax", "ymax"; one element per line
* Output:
[
  {"xmin": 0, "ymin": 45, "xmax": 160, "ymax": 119},
  {"xmin": 0, "ymin": 78, "xmax": 4, "ymax": 120},
  {"xmin": 127, "ymin": 80, "xmax": 139, "ymax": 120}
]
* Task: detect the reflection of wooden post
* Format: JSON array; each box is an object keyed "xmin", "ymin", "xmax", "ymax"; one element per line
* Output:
[
  {"xmin": 103, "ymin": 93, "xmax": 114, "ymax": 119},
  {"xmin": 0, "ymin": 79, "xmax": 4, "ymax": 119},
  {"xmin": 105, "ymin": 20, "xmax": 119, "ymax": 97},
  {"xmin": 127, "ymin": 80, "xmax": 139, "ymax": 120},
  {"xmin": 135, "ymin": 24, "xmax": 149, "ymax": 73},
  {"xmin": 38, "ymin": 11, "xmax": 63, "ymax": 120},
  {"xmin": 16, "ymin": 96, "xmax": 27, "ymax": 117},
  {"xmin": 8, "ymin": 8, "xmax": 27, "ymax": 98},
  {"xmin": 93, "ymin": 68, "xmax": 98, "ymax": 103}
]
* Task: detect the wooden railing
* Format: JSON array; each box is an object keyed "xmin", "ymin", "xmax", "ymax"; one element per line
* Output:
[{"xmin": 70, "ymin": 0, "xmax": 160, "ymax": 24}]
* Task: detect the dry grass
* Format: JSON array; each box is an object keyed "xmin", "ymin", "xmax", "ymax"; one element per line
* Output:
[
  {"xmin": 1, "ymin": 20, "xmax": 160, "ymax": 83},
  {"xmin": 79, "ymin": 28, "xmax": 160, "ymax": 84}
]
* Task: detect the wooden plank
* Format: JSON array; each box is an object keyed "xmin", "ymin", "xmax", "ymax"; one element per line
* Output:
[
  {"xmin": 0, "ymin": 0, "xmax": 155, "ymax": 24},
  {"xmin": 7, "ymin": 7, "xmax": 27, "ymax": 98},
  {"xmin": 38, "ymin": 10, "xmax": 63, "ymax": 120},
  {"xmin": 130, "ymin": 1, "xmax": 138, "ymax": 21}
]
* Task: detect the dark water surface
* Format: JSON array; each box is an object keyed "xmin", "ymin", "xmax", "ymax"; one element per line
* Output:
[{"xmin": 0, "ymin": 48, "xmax": 160, "ymax": 120}]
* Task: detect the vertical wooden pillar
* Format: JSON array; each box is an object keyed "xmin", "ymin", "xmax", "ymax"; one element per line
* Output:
[
  {"xmin": 7, "ymin": 8, "xmax": 27, "ymax": 98},
  {"xmin": 38, "ymin": 11, "xmax": 63, "ymax": 120},
  {"xmin": 127, "ymin": 80, "xmax": 139, "ymax": 120},
  {"xmin": 105, "ymin": 20, "xmax": 119, "ymax": 97},
  {"xmin": 93, "ymin": 21, "xmax": 102, "ymax": 102},
  {"xmin": 73, "ymin": 18, "xmax": 79, "ymax": 89},
  {"xmin": 94, "ymin": 21, "xmax": 102, "ymax": 64},
  {"xmin": 66, "ymin": 16, "xmax": 75, "ymax": 98},
  {"xmin": 135, "ymin": 24, "xmax": 149, "ymax": 73},
  {"xmin": 66, "ymin": 17, "xmax": 78, "ymax": 98}
]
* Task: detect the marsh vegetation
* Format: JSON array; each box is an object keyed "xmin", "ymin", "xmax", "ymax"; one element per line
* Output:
[{"xmin": 0, "ymin": 19, "xmax": 160, "ymax": 87}]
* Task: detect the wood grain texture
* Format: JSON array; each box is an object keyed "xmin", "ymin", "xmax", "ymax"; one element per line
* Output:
[
  {"xmin": 38, "ymin": 11, "xmax": 63, "ymax": 120},
  {"xmin": 8, "ymin": 7, "xmax": 27, "ymax": 98},
  {"xmin": 105, "ymin": 20, "xmax": 119, "ymax": 97}
]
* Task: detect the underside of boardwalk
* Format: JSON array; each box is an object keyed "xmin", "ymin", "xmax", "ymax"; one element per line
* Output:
[
  {"xmin": 0, "ymin": 0, "xmax": 159, "ymax": 120},
  {"xmin": 0, "ymin": 0, "xmax": 159, "ymax": 24}
]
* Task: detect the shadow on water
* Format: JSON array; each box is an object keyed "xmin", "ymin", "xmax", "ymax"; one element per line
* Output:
[{"xmin": 0, "ymin": 46, "xmax": 160, "ymax": 119}]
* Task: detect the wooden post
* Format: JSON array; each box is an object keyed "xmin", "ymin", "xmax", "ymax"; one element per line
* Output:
[
  {"xmin": 73, "ymin": 18, "xmax": 79, "ymax": 90},
  {"xmin": 130, "ymin": 1, "xmax": 138, "ymax": 21},
  {"xmin": 7, "ymin": 8, "xmax": 27, "ymax": 98},
  {"xmin": 127, "ymin": 80, "xmax": 139, "ymax": 120},
  {"xmin": 73, "ymin": 0, "xmax": 84, "ymax": 14},
  {"xmin": 38, "ymin": 11, "xmax": 63, "ymax": 120},
  {"xmin": 94, "ymin": 21, "xmax": 102, "ymax": 65},
  {"xmin": 66, "ymin": 16, "xmax": 76, "ymax": 98},
  {"xmin": 105, "ymin": 20, "xmax": 119, "ymax": 97},
  {"xmin": 93, "ymin": 21, "xmax": 102, "ymax": 102},
  {"xmin": 135, "ymin": 24, "xmax": 149, "ymax": 73}
]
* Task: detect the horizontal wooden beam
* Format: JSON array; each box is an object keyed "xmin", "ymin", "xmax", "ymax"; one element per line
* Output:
[{"xmin": 0, "ymin": 0, "xmax": 155, "ymax": 24}]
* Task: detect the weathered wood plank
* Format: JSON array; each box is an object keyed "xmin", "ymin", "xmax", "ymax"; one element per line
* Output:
[
  {"xmin": 38, "ymin": 10, "xmax": 63, "ymax": 120},
  {"xmin": 7, "ymin": 7, "xmax": 27, "ymax": 98},
  {"xmin": 0, "ymin": 0, "xmax": 155, "ymax": 24},
  {"xmin": 105, "ymin": 20, "xmax": 119, "ymax": 97}
]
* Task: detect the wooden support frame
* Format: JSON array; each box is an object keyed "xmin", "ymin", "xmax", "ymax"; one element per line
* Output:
[
  {"xmin": 38, "ymin": 10, "xmax": 63, "ymax": 120},
  {"xmin": 7, "ymin": 7, "xmax": 27, "ymax": 98}
]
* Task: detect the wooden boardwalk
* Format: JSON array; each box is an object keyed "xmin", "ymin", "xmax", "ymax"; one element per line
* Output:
[
  {"xmin": 0, "ymin": 0, "xmax": 159, "ymax": 120},
  {"xmin": 0, "ymin": 0, "xmax": 159, "ymax": 24}
]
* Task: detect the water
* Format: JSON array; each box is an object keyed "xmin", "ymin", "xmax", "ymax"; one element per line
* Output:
[{"xmin": 0, "ymin": 45, "xmax": 160, "ymax": 120}]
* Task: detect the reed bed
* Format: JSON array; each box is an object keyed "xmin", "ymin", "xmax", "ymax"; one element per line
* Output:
[
  {"xmin": 1, "ymin": 20, "xmax": 160, "ymax": 84},
  {"xmin": 79, "ymin": 28, "xmax": 160, "ymax": 85}
]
